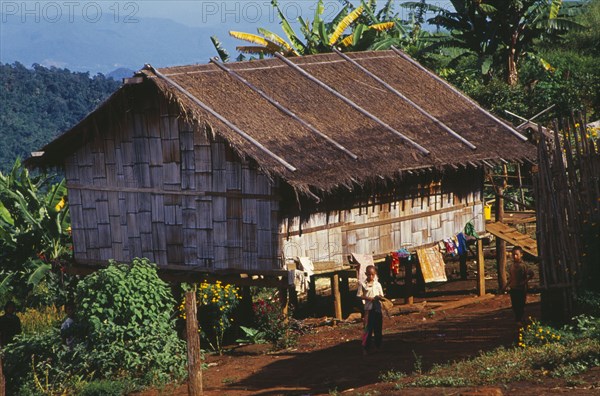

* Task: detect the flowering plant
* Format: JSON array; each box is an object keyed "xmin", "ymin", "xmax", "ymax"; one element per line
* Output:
[
  {"xmin": 180, "ymin": 281, "xmax": 241, "ymax": 354},
  {"xmin": 518, "ymin": 318, "xmax": 563, "ymax": 348},
  {"xmin": 253, "ymin": 297, "xmax": 298, "ymax": 349}
]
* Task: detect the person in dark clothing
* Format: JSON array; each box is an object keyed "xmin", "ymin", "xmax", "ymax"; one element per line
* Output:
[
  {"xmin": 506, "ymin": 246, "xmax": 534, "ymax": 324},
  {"xmin": 0, "ymin": 301, "xmax": 22, "ymax": 346}
]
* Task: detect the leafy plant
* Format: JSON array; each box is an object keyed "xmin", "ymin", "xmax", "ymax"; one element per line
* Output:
[
  {"xmin": 519, "ymin": 319, "xmax": 565, "ymax": 348},
  {"xmin": 0, "ymin": 158, "xmax": 73, "ymax": 307},
  {"xmin": 253, "ymin": 297, "xmax": 298, "ymax": 349},
  {"xmin": 236, "ymin": 326, "xmax": 266, "ymax": 345},
  {"xmin": 75, "ymin": 258, "xmax": 186, "ymax": 383},
  {"xmin": 78, "ymin": 379, "xmax": 131, "ymax": 396},
  {"xmin": 379, "ymin": 369, "xmax": 406, "ymax": 382}
]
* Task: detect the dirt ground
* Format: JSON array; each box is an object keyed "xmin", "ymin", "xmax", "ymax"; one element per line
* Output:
[{"xmin": 136, "ymin": 274, "xmax": 600, "ymax": 396}]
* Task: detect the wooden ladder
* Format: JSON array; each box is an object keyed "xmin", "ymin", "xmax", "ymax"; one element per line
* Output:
[{"xmin": 486, "ymin": 221, "xmax": 538, "ymax": 257}]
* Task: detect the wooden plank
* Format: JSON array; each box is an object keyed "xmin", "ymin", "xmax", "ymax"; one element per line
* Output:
[{"xmin": 486, "ymin": 221, "xmax": 538, "ymax": 257}]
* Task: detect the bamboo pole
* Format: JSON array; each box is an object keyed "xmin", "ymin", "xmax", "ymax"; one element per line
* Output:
[
  {"xmin": 185, "ymin": 289, "xmax": 203, "ymax": 396},
  {"xmin": 495, "ymin": 167, "xmax": 507, "ymax": 291},
  {"xmin": 477, "ymin": 239, "xmax": 486, "ymax": 297}
]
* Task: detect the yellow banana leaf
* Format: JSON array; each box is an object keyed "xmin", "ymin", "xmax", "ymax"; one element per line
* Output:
[
  {"xmin": 257, "ymin": 28, "xmax": 299, "ymax": 55},
  {"xmin": 340, "ymin": 35, "xmax": 354, "ymax": 47},
  {"xmin": 229, "ymin": 31, "xmax": 269, "ymax": 47},
  {"xmin": 369, "ymin": 21, "xmax": 395, "ymax": 32},
  {"xmin": 328, "ymin": 5, "xmax": 364, "ymax": 45}
]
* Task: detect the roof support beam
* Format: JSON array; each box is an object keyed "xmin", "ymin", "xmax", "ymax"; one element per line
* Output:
[
  {"xmin": 390, "ymin": 47, "xmax": 528, "ymax": 142},
  {"xmin": 274, "ymin": 53, "xmax": 430, "ymax": 156},
  {"xmin": 332, "ymin": 48, "xmax": 477, "ymax": 150},
  {"xmin": 146, "ymin": 64, "xmax": 297, "ymax": 173},
  {"xmin": 209, "ymin": 58, "xmax": 358, "ymax": 160}
]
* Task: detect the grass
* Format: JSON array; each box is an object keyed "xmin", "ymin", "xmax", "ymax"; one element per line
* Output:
[{"xmin": 382, "ymin": 338, "xmax": 600, "ymax": 388}]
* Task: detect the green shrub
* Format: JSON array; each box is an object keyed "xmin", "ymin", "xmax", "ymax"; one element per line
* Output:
[
  {"xmin": 3, "ymin": 328, "xmax": 91, "ymax": 395},
  {"xmin": 75, "ymin": 258, "xmax": 186, "ymax": 383},
  {"xmin": 253, "ymin": 297, "xmax": 298, "ymax": 349},
  {"xmin": 78, "ymin": 379, "xmax": 128, "ymax": 396}
]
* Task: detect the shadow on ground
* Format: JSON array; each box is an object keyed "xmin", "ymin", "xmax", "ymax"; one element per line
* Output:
[{"xmin": 209, "ymin": 300, "xmax": 539, "ymax": 395}]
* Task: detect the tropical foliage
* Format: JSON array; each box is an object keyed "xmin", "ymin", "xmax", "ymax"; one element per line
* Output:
[
  {"xmin": 228, "ymin": 0, "xmax": 405, "ymax": 57},
  {"xmin": 3, "ymin": 259, "xmax": 186, "ymax": 394},
  {"xmin": 417, "ymin": 0, "xmax": 586, "ymax": 84},
  {"xmin": 0, "ymin": 159, "xmax": 72, "ymax": 307}
]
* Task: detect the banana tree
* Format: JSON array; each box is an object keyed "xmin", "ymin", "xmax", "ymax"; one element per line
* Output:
[
  {"xmin": 417, "ymin": 0, "xmax": 585, "ymax": 84},
  {"xmin": 0, "ymin": 159, "xmax": 72, "ymax": 306},
  {"xmin": 491, "ymin": 0, "xmax": 586, "ymax": 85},
  {"xmin": 229, "ymin": 0, "xmax": 398, "ymax": 57}
]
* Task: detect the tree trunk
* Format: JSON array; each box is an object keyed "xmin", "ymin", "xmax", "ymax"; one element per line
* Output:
[{"xmin": 507, "ymin": 32, "xmax": 519, "ymax": 86}]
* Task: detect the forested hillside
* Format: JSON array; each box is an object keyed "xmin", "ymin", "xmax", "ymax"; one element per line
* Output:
[{"xmin": 0, "ymin": 63, "xmax": 120, "ymax": 172}]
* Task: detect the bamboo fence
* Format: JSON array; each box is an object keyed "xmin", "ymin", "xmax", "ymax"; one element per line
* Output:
[{"xmin": 534, "ymin": 113, "xmax": 600, "ymax": 323}]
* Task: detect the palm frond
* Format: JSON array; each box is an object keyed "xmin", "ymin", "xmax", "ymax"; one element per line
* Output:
[
  {"xmin": 210, "ymin": 36, "xmax": 230, "ymax": 63},
  {"xmin": 329, "ymin": 5, "xmax": 364, "ymax": 45}
]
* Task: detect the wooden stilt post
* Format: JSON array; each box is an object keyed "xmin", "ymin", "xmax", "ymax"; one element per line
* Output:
[
  {"xmin": 404, "ymin": 259, "xmax": 414, "ymax": 305},
  {"xmin": 185, "ymin": 288, "xmax": 203, "ymax": 396},
  {"xmin": 307, "ymin": 275, "xmax": 316, "ymax": 306},
  {"xmin": 496, "ymin": 173, "xmax": 507, "ymax": 291},
  {"xmin": 477, "ymin": 239, "xmax": 486, "ymax": 296},
  {"xmin": 332, "ymin": 273, "xmax": 342, "ymax": 321}
]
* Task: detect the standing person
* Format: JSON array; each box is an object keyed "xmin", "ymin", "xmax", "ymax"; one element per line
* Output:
[
  {"xmin": 61, "ymin": 302, "xmax": 76, "ymax": 347},
  {"xmin": 359, "ymin": 265, "xmax": 384, "ymax": 355},
  {"xmin": 506, "ymin": 246, "xmax": 534, "ymax": 325},
  {"xmin": 0, "ymin": 301, "xmax": 22, "ymax": 346}
]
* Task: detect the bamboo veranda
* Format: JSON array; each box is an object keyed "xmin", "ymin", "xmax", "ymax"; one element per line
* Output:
[{"xmin": 534, "ymin": 114, "xmax": 600, "ymax": 324}]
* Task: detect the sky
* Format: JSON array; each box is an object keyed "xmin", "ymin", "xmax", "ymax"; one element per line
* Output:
[{"xmin": 0, "ymin": 0, "xmax": 451, "ymax": 73}]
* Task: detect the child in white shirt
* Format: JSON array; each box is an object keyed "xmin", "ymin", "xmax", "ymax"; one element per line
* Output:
[{"xmin": 359, "ymin": 265, "xmax": 384, "ymax": 354}]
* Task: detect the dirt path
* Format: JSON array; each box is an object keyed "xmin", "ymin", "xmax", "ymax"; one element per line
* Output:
[
  {"xmin": 201, "ymin": 294, "xmax": 527, "ymax": 395},
  {"xmin": 139, "ymin": 291, "xmax": 596, "ymax": 395}
]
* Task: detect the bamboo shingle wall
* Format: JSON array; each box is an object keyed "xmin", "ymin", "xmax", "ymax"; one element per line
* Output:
[
  {"xmin": 65, "ymin": 89, "xmax": 280, "ymax": 270},
  {"xmin": 280, "ymin": 173, "xmax": 483, "ymax": 263}
]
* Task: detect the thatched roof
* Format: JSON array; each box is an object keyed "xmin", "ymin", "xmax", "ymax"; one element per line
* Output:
[{"xmin": 28, "ymin": 50, "xmax": 534, "ymax": 194}]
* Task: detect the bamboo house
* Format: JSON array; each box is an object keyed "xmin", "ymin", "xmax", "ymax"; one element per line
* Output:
[{"xmin": 27, "ymin": 50, "xmax": 535, "ymax": 279}]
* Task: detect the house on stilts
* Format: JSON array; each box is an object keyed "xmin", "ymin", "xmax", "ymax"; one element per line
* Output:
[{"xmin": 26, "ymin": 49, "xmax": 536, "ymax": 296}]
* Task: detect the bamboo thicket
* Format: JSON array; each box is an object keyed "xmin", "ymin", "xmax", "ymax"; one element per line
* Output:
[{"xmin": 534, "ymin": 114, "xmax": 600, "ymax": 324}]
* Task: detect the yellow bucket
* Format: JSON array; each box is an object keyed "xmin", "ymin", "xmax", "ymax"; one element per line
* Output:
[{"xmin": 484, "ymin": 204, "xmax": 492, "ymax": 221}]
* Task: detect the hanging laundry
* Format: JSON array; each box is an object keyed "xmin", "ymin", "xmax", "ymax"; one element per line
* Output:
[
  {"xmin": 456, "ymin": 232, "xmax": 468, "ymax": 255},
  {"xmin": 464, "ymin": 221, "xmax": 479, "ymax": 238},
  {"xmin": 397, "ymin": 248, "xmax": 411, "ymax": 259},
  {"xmin": 443, "ymin": 238, "xmax": 458, "ymax": 256},
  {"xmin": 390, "ymin": 251, "xmax": 400, "ymax": 275}
]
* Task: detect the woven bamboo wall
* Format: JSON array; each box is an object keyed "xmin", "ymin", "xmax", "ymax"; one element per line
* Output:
[
  {"xmin": 65, "ymin": 90, "xmax": 279, "ymax": 270},
  {"xmin": 280, "ymin": 178, "xmax": 484, "ymax": 263}
]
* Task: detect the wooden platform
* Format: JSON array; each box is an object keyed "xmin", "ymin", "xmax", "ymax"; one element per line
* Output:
[{"xmin": 486, "ymin": 221, "xmax": 538, "ymax": 257}]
